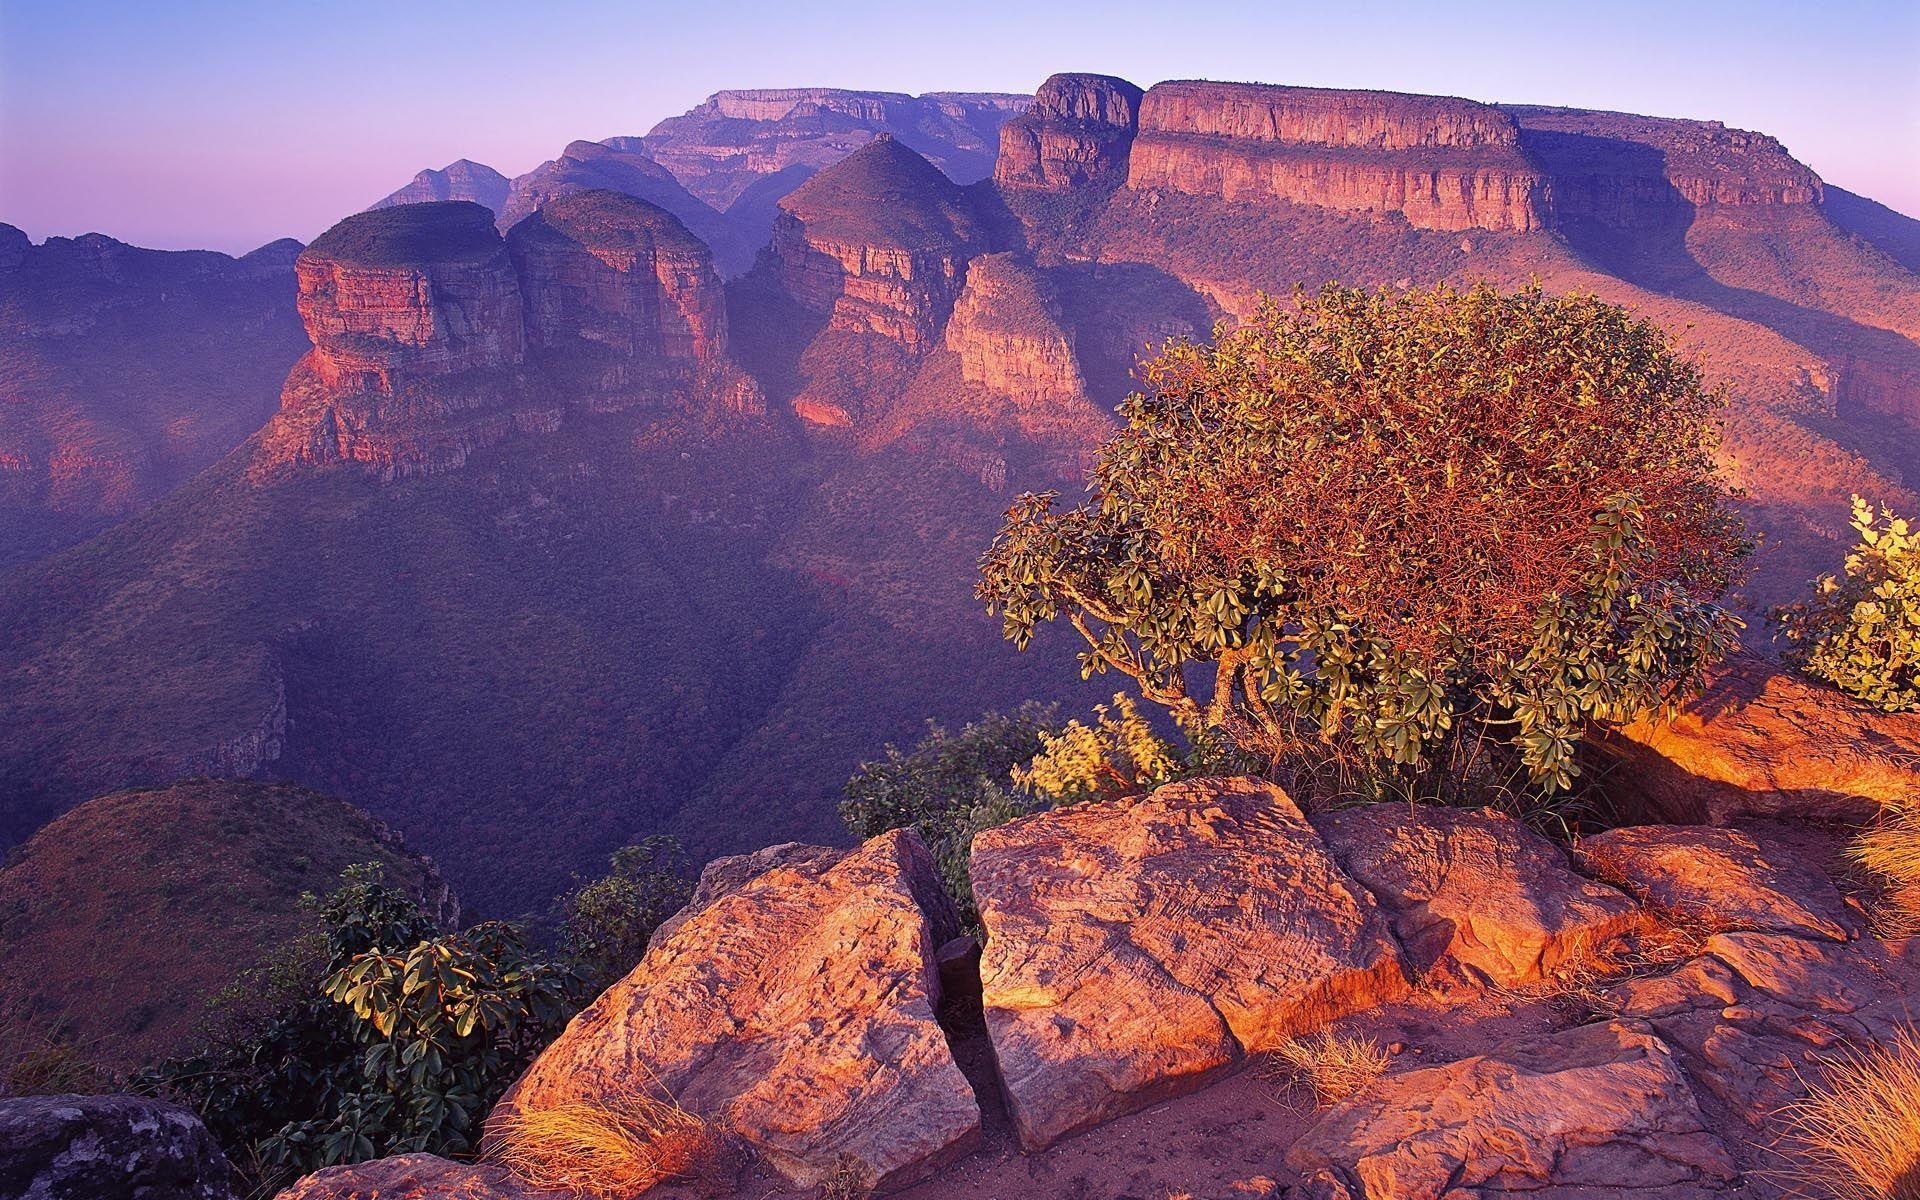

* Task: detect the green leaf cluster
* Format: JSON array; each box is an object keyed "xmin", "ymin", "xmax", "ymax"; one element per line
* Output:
[{"xmin": 1776, "ymin": 496, "xmax": 1920, "ymax": 711}]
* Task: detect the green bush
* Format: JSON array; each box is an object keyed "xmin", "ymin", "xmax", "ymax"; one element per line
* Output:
[
  {"xmin": 1775, "ymin": 496, "xmax": 1920, "ymax": 711},
  {"xmin": 980, "ymin": 282, "xmax": 1748, "ymax": 799},
  {"xmin": 557, "ymin": 837, "xmax": 694, "ymax": 992},
  {"xmin": 137, "ymin": 865, "xmax": 581, "ymax": 1192}
]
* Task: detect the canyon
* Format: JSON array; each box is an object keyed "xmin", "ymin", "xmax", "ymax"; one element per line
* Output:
[{"xmin": 2, "ymin": 70, "xmax": 1918, "ymax": 924}]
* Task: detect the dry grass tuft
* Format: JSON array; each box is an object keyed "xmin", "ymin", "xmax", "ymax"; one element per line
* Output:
[
  {"xmin": 489, "ymin": 1090, "xmax": 719, "ymax": 1199},
  {"xmin": 1777, "ymin": 1026, "xmax": 1920, "ymax": 1200},
  {"xmin": 1850, "ymin": 808, "xmax": 1920, "ymax": 937},
  {"xmin": 1261, "ymin": 1031, "xmax": 1391, "ymax": 1107}
]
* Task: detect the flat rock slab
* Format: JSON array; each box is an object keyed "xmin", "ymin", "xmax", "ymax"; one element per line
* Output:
[
  {"xmin": 498, "ymin": 828, "xmax": 978, "ymax": 1193},
  {"xmin": 1597, "ymin": 655, "xmax": 1920, "ymax": 824},
  {"xmin": 1577, "ymin": 824, "xmax": 1854, "ymax": 941},
  {"xmin": 276, "ymin": 1154, "xmax": 535, "ymax": 1200},
  {"xmin": 971, "ymin": 776, "xmax": 1406, "ymax": 1151},
  {"xmin": 0, "ymin": 1094, "xmax": 233, "ymax": 1200},
  {"xmin": 1313, "ymin": 804, "xmax": 1638, "ymax": 990},
  {"xmin": 1610, "ymin": 930, "xmax": 1920, "ymax": 1125},
  {"xmin": 1285, "ymin": 1020, "xmax": 1740, "ymax": 1199}
]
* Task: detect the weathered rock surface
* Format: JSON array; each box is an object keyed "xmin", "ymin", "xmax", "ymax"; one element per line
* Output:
[
  {"xmin": 1609, "ymin": 931, "xmax": 1920, "ymax": 1125},
  {"xmin": 259, "ymin": 201, "xmax": 533, "ymax": 478},
  {"xmin": 943, "ymin": 253, "xmax": 1086, "ymax": 410},
  {"xmin": 971, "ymin": 777, "xmax": 1407, "ymax": 1150},
  {"xmin": 0, "ymin": 1093, "xmax": 233, "ymax": 1200},
  {"xmin": 505, "ymin": 189, "xmax": 760, "ymax": 416},
  {"xmin": 1285, "ymin": 1020, "xmax": 1740, "ymax": 1199},
  {"xmin": 994, "ymin": 73, "xmax": 1143, "ymax": 193},
  {"xmin": 1312, "ymin": 804, "xmax": 1638, "ymax": 989},
  {"xmin": 274, "ymin": 1154, "xmax": 533, "ymax": 1200},
  {"xmin": 1594, "ymin": 656, "xmax": 1920, "ymax": 824},
  {"xmin": 497, "ymin": 828, "xmax": 977, "ymax": 1193},
  {"xmin": 1578, "ymin": 823, "xmax": 1856, "ymax": 941},
  {"xmin": 1126, "ymin": 82, "xmax": 1547, "ymax": 232},
  {"xmin": 372, "ymin": 160, "xmax": 511, "ymax": 215}
]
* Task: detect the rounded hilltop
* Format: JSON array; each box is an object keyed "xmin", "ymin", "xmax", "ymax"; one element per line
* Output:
[
  {"xmin": 778, "ymin": 132, "xmax": 983, "ymax": 249},
  {"xmin": 305, "ymin": 200, "xmax": 504, "ymax": 267},
  {"xmin": 505, "ymin": 187, "xmax": 707, "ymax": 257}
]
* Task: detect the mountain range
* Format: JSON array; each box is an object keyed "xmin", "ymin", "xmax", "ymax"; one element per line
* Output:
[{"xmin": 2, "ymin": 76, "xmax": 1918, "ymax": 915}]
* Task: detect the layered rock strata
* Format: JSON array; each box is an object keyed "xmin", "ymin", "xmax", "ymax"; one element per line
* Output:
[{"xmin": 994, "ymin": 73, "xmax": 1143, "ymax": 192}]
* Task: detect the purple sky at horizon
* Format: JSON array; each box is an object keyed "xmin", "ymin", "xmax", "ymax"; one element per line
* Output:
[{"xmin": 2, "ymin": 0, "xmax": 1916, "ymax": 254}]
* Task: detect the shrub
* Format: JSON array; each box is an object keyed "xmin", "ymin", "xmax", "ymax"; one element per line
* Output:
[
  {"xmin": 1777, "ymin": 1026, "xmax": 1920, "ymax": 1200},
  {"xmin": 489, "ymin": 1089, "xmax": 719, "ymax": 1198},
  {"xmin": 980, "ymin": 282, "xmax": 1747, "ymax": 799},
  {"xmin": 842, "ymin": 705, "xmax": 1061, "ymax": 927},
  {"xmin": 138, "ymin": 865, "xmax": 582, "ymax": 1192},
  {"xmin": 558, "ymin": 838, "xmax": 695, "ymax": 992},
  {"xmin": 1263, "ymin": 1031, "xmax": 1390, "ymax": 1107},
  {"xmin": 1775, "ymin": 496, "xmax": 1920, "ymax": 711},
  {"xmin": 1013, "ymin": 693, "xmax": 1187, "ymax": 806}
]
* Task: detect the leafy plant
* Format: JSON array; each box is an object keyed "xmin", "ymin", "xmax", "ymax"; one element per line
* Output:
[
  {"xmin": 842, "ymin": 705, "xmax": 1062, "ymax": 927},
  {"xmin": 1775, "ymin": 496, "xmax": 1920, "ymax": 711},
  {"xmin": 557, "ymin": 838, "xmax": 695, "ymax": 992},
  {"xmin": 1012, "ymin": 693, "xmax": 1187, "ymax": 806},
  {"xmin": 980, "ymin": 282, "xmax": 1747, "ymax": 800},
  {"xmin": 136, "ymin": 865, "xmax": 582, "ymax": 1193}
]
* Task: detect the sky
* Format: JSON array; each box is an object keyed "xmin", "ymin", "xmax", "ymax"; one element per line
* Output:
[{"xmin": 2, "ymin": 0, "xmax": 1917, "ymax": 254}]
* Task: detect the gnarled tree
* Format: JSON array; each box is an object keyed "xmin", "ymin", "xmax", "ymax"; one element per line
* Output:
[{"xmin": 979, "ymin": 282, "xmax": 1747, "ymax": 796}]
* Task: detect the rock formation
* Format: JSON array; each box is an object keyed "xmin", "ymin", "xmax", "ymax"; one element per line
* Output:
[
  {"xmin": 274, "ymin": 1154, "xmax": 533, "ymax": 1200},
  {"xmin": 0, "ymin": 1094, "xmax": 234, "ymax": 1200},
  {"xmin": 1285, "ymin": 1020, "xmax": 1741, "ymax": 1198},
  {"xmin": 259, "ymin": 201, "xmax": 533, "ymax": 478},
  {"xmin": 1579, "ymin": 823, "xmax": 1857, "ymax": 942},
  {"xmin": 969, "ymin": 777, "xmax": 1406, "ymax": 1150},
  {"xmin": 371, "ymin": 159, "xmax": 511, "ymax": 215},
  {"xmin": 1595, "ymin": 656, "xmax": 1920, "ymax": 824},
  {"xmin": 1125, "ymin": 81, "xmax": 1548, "ymax": 232},
  {"xmin": 994, "ymin": 73, "xmax": 1143, "ymax": 193},
  {"xmin": 1313, "ymin": 804, "xmax": 1638, "ymax": 990},
  {"xmin": 942, "ymin": 253, "xmax": 1086, "ymax": 410},
  {"xmin": 496, "ymin": 829, "xmax": 979, "ymax": 1193},
  {"xmin": 505, "ymin": 189, "xmax": 760, "ymax": 415},
  {"xmin": 495, "ymin": 138, "xmax": 751, "ymax": 275}
]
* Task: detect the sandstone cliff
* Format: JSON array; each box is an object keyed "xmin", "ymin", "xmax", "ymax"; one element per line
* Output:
[
  {"xmin": 1125, "ymin": 81, "xmax": 1548, "ymax": 232},
  {"xmin": 372, "ymin": 159, "xmax": 511, "ymax": 214},
  {"xmin": 994, "ymin": 73, "xmax": 1143, "ymax": 193},
  {"xmin": 943, "ymin": 252, "xmax": 1086, "ymax": 410},
  {"xmin": 260, "ymin": 201, "xmax": 533, "ymax": 477},
  {"xmin": 506, "ymin": 189, "xmax": 760, "ymax": 415}
]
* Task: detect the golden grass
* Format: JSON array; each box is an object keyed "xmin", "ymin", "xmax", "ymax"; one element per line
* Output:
[
  {"xmin": 489, "ymin": 1091, "xmax": 718, "ymax": 1199},
  {"xmin": 1261, "ymin": 1031, "xmax": 1391, "ymax": 1107},
  {"xmin": 1777, "ymin": 1026, "xmax": 1920, "ymax": 1200},
  {"xmin": 1850, "ymin": 808, "xmax": 1920, "ymax": 937}
]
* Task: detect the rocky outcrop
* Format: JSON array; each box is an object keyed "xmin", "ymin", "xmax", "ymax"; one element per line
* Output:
[
  {"xmin": 371, "ymin": 160, "xmax": 511, "ymax": 215},
  {"xmin": 275, "ymin": 1155, "xmax": 533, "ymax": 1200},
  {"xmin": 1508, "ymin": 105, "xmax": 1822, "ymax": 231},
  {"xmin": 969, "ymin": 777, "xmax": 1406, "ymax": 1150},
  {"xmin": 505, "ymin": 189, "xmax": 760, "ymax": 415},
  {"xmin": 1610, "ymin": 930, "xmax": 1920, "ymax": 1125},
  {"xmin": 496, "ymin": 829, "xmax": 978, "ymax": 1193},
  {"xmin": 994, "ymin": 73, "xmax": 1143, "ymax": 192},
  {"xmin": 0, "ymin": 1094, "xmax": 234, "ymax": 1200},
  {"xmin": 644, "ymin": 89, "xmax": 1027, "ymax": 214},
  {"xmin": 496, "ymin": 139, "xmax": 750, "ymax": 275},
  {"xmin": 1578, "ymin": 824, "xmax": 1857, "ymax": 942},
  {"xmin": 1285, "ymin": 1020, "xmax": 1740, "ymax": 1199},
  {"xmin": 258, "ymin": 202, "xmax": 533, "ymax": 478},
  {"xmin": 1313, "ymin": 804, "xmax": 1638, "ymax": 990},
  {"xmin": 1593, "ymin": 656, "xmax": 1920, "ymax": 824},
  {"xmin": 1125, "ymin": 81, "xmax": 1548, "ymax": 232},
  {"xmin": 943, "ymin": 253, "xmax": 1086, "ymax": 408}
]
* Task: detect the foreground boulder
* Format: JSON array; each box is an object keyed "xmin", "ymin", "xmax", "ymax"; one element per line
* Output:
[
  {"xmin": 1610, "ymin": 930, "xmax": 1920, "ymax": 1125},
  {"xmin": 1312, "ymin": 804, "xmax": 1638, "ymax": 990},
  {"xmin": 1578, "ymin": 824, "xmax": 1856, "ymax": 941},
  {"xmin": 1595, "ymin": 655, "xmax": 1920, "ymax": 823},
  {"xmin": 496, "ymin": 828, "xmax": 978, "ymax": 1193},
  {"xmin": 1285, "ymin": 1020, "xmax": 1740, "ymax": 1199},
  {"xmin": 971, "ymin": 777, "xmax": 1406, "ymax": 1150},
  {"xmin": 275, "ymin": 1154, "xmax": 531, "ymax": 1200},
  {"xmin": 0, "ymin": 1094, "xmax": 232, "ymax": 1200}
]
